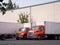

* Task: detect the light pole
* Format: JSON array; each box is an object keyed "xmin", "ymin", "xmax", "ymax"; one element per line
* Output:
[{"xmin": 30, "ymin": 6, "xmax": 32, "ymax": 29}]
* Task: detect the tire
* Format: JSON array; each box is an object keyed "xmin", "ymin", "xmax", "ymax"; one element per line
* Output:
[
  {"xmin": 0, "ymin": 36, "xmax": 6, "ymax": 40},
  {"xmin": 54, "ymin": 36, "xmax": 58, "ymax": 40},
  {"xmin": 0, "ymin": 37, "xmax": 6, "ymax": 40},
  {"xmin": 37, "ymin": 35, "xmax": 42, "ymax": 40},
  {"xmin": 58, "ymin": 36, "xmax": 60, "ymax": 40},
  {"xmin": 23, "ymin": 35, "xmax": 27, "ymax": 40},
  {"xmin": 0, "ymin": 35, "xmax": 6, "ymax": 40},
  {"xmin": 16, "ymin": 37, "xmax": 20, "ymax": 40}
]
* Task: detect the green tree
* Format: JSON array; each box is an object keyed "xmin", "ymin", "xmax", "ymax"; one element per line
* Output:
[
  {"xmin": 17, "ymin": 12, "xmax": 29, "ymax": 23},
  {"xmin": 13, "ymin": 3, "xmax": 19, "ymax": 9},
  {"xmin": 0, "ymin": 0, "xmax": 7, "ymax": 15},
  {"xmin": 16, "ymin": 5, "xmax": 19, "ymax": 9},
  {"xmin": 13, "ymin": 3, "xmax": 16, "ymax": 9},
  {"xmin": 6, "ymin": 0, "xmax": 13, "ymax": 10}
]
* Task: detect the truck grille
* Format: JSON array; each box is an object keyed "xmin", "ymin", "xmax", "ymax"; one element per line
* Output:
[
  {"xmin": 16, "ymin": 33, "xmax": 20, "ymax": 36},
  {"xmin": 28, "ymin": 32, "xmax": 34, "ymax": 36}
]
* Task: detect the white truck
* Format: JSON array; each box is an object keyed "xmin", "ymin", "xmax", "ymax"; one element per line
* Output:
[
  {"xmin": 27, "ymin": 21, "xmax": 60, "ymax": 40},
  {"xmin": 0, "ymin": 22, "xmax": 22, "ymax": 40}
]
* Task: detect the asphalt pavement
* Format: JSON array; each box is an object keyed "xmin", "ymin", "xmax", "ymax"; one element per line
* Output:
[{"xmin": 0, "ymin": 39, "xmax": 60, "ymax": 45}]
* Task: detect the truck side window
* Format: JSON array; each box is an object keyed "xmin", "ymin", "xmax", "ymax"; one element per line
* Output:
[
  {"xmin": 39, "ymin": 27, "xmax": 43, "ymax": 30},
  {"xmin": 26, "ymin": 28, "xmax": 30, "ymax": 31},
  {"xmin": 19, "ymin": 28, "xmax": 21, "ymax": 31}
]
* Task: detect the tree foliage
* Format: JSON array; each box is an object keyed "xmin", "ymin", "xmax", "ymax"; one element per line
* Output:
[
  {"xmin": 13, "ymin": 3, "xmax": 16, "ymax": 9},
  {"xmin": 0, "ymin": 0, "xmax": 7, "ymax": 15},
  {"xmin": 6, "ymin": 0, "xmax": 13, "ymax": 10},
  {"xmin": 0, "ymin": 0, "xmax": 19, "ymax": 15},
  {"xmin": 0, "ymin": 0, "xmax": 3, "ymax": 2},
  {"xmin": 17, "ymin": 12, "xmax": 29, "ymax": 23},
  {"xmin": 6, "ymin": 0, "xmax": 19, "ymax": 10},
  {"xmin": 13, "ymin": 3, "xmax": 19, "ymax": 9}
]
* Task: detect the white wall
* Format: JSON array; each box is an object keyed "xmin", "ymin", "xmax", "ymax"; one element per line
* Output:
[
  {"xmin": 0, "ymin": 8, "xmax": 30, "ymax": 23},
  {"xmin": 0, "ymin": 1, "xmax": 60, "ymax": 23},
  {"xmin": 31, "ymin": 2, "xmax": 60, "ymax": 22}
]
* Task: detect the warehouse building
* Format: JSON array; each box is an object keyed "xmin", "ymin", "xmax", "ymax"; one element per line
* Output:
[{"xmin": 0, "ymin": 1, "xmax": 60, "ymax": 23}]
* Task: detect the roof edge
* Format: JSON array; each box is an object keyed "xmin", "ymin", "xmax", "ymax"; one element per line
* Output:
[{"xmin": 6, "ymin": 1, "xmax": 60, "ymax": 11}]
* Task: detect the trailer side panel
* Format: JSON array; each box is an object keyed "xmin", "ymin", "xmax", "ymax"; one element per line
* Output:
[
  {"xmin": 45, "ymin": 21, "xmax": 60, "ymax": 34},
  {"xmin": 0, "ymin": 22, "xmax": 23, "ymax": 34}
]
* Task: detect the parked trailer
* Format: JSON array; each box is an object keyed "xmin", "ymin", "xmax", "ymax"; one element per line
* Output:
[
  {"xmin": 27, "ymin": 21, "xmax": 60, "ymax": 40},
  {"xmin": 0, "ymin": 22, "xmax": 23, "ymax": 40}
]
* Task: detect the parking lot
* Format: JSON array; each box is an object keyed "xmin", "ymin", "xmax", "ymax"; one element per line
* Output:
[{"xmin": 0, "ymin": 38, "xmax": 60, "ymax": 45}]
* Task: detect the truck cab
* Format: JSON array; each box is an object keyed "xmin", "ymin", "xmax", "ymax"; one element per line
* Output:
[
  {"xmin": 27, "ymin": 25, "xmax": 45, "ymax": 39},
  {"xmin": 16, "ymin": 27, "xmax": 30, "ymax": 40}
]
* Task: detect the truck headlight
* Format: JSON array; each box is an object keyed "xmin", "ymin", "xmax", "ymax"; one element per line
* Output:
[{"xmin": 20, "ymin": 33, "xmax": 24, "ymax": 35}]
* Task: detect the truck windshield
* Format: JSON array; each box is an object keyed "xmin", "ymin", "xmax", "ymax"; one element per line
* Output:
[
  {"xmin": 32, "ymin": 26, "xmax": 43, "ymax": 30},
  {"xmin": 21, "ymin": 28, "xmax": 26, "ymax": 32},
  {"xmin": 32, "ymin": 26, "xmax": 39, "ymax": 30},
  {"xmin": 19, "ymin": 27, "xmax": 30, "ymax": 32},
  {"xmin": 19, "ymin": 28, "xmax": 26, "ymax": 32}
]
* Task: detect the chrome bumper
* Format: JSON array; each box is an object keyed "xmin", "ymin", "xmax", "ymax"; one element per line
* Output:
[
  {"xmin": 16, "ymin": 35, "xmax": 23, "ymax": 38},
  {"xmin": 27, "ymin": 35, "xmax": 37, "ymax": 38}
]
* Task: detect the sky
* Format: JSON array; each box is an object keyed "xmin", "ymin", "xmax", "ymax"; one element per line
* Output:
[{"xmin": 3, "ymin": 0, "xmax": 57, "ymax": 7}]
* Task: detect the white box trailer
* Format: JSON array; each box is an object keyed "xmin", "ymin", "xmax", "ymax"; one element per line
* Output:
[
  {"xmin": 44, "ymin": 21, "xmax": 60, "ymax": 34},
  {"xmin": 0, "ymin": 22, "xmax": 23, "ymax": 40},
  {"xmin": 44, "ymin": 21, "xmax": 60, "ymax": 40}
]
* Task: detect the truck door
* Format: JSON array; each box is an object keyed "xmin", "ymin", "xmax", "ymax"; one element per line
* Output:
[{"xmin": 39, "ymin": 26, "xmax": 45, "ymax": 34}]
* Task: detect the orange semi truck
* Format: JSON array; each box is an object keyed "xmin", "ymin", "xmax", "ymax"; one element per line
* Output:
[
  {"xmin": 27, "ymin": 21, "xmax": 60, "ymax": 40},
  {"xmin": 15, "ymin": 23, "xmax": 31, "ymax": 40}
]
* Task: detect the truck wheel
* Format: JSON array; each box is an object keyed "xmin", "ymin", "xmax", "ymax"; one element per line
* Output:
[
  {"xmin": 16, "ymin": 37, "xmax": 20, "ymax": 40},
  {"xmin": 37, "ymin": 35, "xmax": 42, "ymax": 40},
  {"xmin": 23, "ymin": 35, "xmax": 27, "ymax": 40}
]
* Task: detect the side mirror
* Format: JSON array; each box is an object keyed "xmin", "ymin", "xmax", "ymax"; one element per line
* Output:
[{"xmin": 39, "ymin": 27, "xmax": 43, "ymax": 31}]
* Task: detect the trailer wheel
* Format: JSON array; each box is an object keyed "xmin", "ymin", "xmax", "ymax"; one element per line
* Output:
[
  {"xmin": 58, "ymin": 36, "xmax": 60, "ymax": 40},
  {"xmin": 0, "ymin": 36, "xmax": 6, "ymax": 40},
  {"xmin": 0, "ymin": 37, "xmax": 6, "ymax": 40},
  {"xmin": 54, "ymin": 36, "xmax": 58, "ymax": 40}
]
